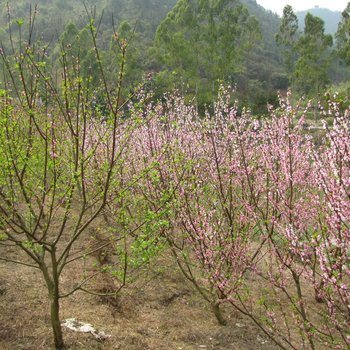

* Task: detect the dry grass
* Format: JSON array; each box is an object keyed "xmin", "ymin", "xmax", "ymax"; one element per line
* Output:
[{"xmin": 0, "ymin": 240, "xmax": 279, "ymax": 350}]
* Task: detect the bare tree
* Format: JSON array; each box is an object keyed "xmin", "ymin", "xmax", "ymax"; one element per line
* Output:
[{"xmin": 0, "ymin": 7, "xmax": 134, "ymax": 349}]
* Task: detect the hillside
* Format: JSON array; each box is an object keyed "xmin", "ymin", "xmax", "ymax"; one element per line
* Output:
[
  {"xmin": 0, "ymin": 0, "xmax": 285, "ymax": 113},
  {"xmin": 0, "ymin": 0, "xmax": 178, "ymax": 43},
  {"xmin": 5, "ymin": 0, "xmax": 345, "ymax": 106},
  {"xmin": 1, "ymin": 0, "xmax": 281, "ymax": 55}
]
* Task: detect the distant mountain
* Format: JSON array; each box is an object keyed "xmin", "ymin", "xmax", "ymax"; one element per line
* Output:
[{"xmin": 296, "ymin": 7, "xmax": 341, "ymax": 35}]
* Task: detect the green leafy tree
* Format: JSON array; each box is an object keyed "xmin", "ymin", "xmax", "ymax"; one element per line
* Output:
[
  {"xmin": 277, "ymin": 5, "xmax": 333, "ymax": 95},
  {"xmin": 275, "ymin": 5, "xmax": 299, "ymax": 79},
  {"xmin": 336, "ymin": 2, "xmax": 350, "ymax": 66},
  {"xmin": 55, "ymin": 22, "xmax": 102, "ymax": 88},
  {"xmin": 155, "ymin": 0, "xmax": 260, "ymax": 106},
  {"xmin": 109, "ymin": 20, "xmax": 144, "ymax": 86},
  {"xmin": 294, "ymin": 13, "xmax": 333, "ymax": 94}
]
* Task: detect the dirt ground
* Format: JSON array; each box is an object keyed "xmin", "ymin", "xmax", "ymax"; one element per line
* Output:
[{"xmin": 0, "ymin": 240, "xmax": 282, "ymax": 350}]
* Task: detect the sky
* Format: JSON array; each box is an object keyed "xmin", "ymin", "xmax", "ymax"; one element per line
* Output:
[{"xmin": 255, "ymin": 0, "xmax": 349, "ymax": 16}]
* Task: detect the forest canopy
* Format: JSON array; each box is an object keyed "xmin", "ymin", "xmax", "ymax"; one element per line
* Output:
[{"xmin": 0, "ymin": 0, "xmax": 348, "ymax": 111}]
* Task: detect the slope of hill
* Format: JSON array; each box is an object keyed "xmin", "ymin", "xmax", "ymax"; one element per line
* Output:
[
  {"xmin": 0, "ymin": 0, "xmax": 286, "ymax": 112},
  {"xmin": 0, "ymin": 0, "xmax": 178, "ymax": 43}
]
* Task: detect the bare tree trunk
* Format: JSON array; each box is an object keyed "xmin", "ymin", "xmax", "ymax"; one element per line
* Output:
[
  {"xmin": 41, "ymin": 249, "xmax": 65, "ymax": 349},
  {"xmin": 212, "ymin": 301, "xmax": 227, "ymax": 326},
  {"xmin": 50, "ymin": 285, "xmax": 64, "ymax": 350}
]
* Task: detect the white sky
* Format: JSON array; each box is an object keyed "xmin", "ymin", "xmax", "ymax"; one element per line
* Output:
[{"xmin": 255, "ymin": 0, "xmax": 349, "ymax": 16}]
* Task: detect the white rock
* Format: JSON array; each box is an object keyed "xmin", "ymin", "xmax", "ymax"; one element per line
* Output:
[{"xmin": 61, "ymin": 318, "xmax": 111, "ymax": 340}]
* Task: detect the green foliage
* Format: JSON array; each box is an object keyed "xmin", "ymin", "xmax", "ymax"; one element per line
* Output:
[
  {"xmin": 155, "ymin": 0, "xmax": 261, "ymax": 106},
  {"xmin": 294, "ymin": 13, "xmax": 333, "ymax": 94},
  {"xmin": 277, "ymin": 5, "xmax": 333, "ymax": 96},
  {"xmin": 53, "ymin": 22, "xmax": 101, "ymax": 88},
  {"xmin": 275, "ymin": 5, "xmax": 299, "ymax": 75},
  {"xmin": 0, "ymin": 0, "xmax": 289, "ymax": 112},
  {"xmin": 3, "ymin": 0, "xmax": 347, "ymax": 117},
  {"xmin": 336, "ymin": 2, "xmax": 350, "ymax": 66},
  {"xmin": 322, "ymin": 82, "xmax": 350, "ymax": 113},
  {"xmin": 107, "ymin": 20, "xmax": 144, "ymax": 86},
  {"xmin": 296, "ymin": 7, "xmax": 341, "ymax": 36},
  {"xmin": 0, "ymin": 11, "xmax": 133, "ymax": 348}
]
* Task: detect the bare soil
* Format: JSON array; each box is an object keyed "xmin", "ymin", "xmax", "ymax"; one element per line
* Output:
[{"xmin": 0, "ymin": 242, "xmax": 280, "ymax": 350}]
